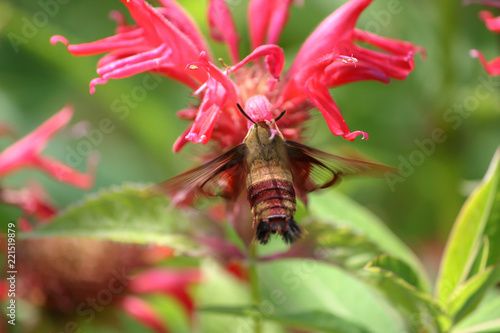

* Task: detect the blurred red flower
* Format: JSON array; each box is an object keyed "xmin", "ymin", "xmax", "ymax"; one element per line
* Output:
[
  {"xmin": 52, "ymin": 0, "xmax": 423, "ymax": 151},
  {"xmin": 466, "ymin": 0, "xmax": 500, "ymax": 75},
  {"xmin": 0, "ymin": 237, "xmax": 200, "ymax": 333},
  {"xmin": 0, "ymin": 106, "xmax": 97, "ymax": 229}
]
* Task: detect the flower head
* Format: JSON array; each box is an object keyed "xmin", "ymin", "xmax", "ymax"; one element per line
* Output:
[
  {"xmin": 52, "ymin": 0, "xmax": 423, "ymax": 150},
  {"xmin": 465, "ymin": 0, "xmax": 500, "ymax": 75}
]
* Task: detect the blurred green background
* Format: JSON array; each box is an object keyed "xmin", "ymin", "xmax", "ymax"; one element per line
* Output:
[{"xmin": 1, "ymin": 0, "xmax": 499, "ymax": 280}]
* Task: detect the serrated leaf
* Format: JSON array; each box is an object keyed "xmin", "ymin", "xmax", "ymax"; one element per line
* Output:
[
  {"xmin": 308, "ymin": 190, "xmax": 430, "ymax": 291},
  {"xmin": 447, "ymin": 266, "xmax": 500, "ymax": 323},
  {"xmin": 436, "ymin": 148, "xmax": 500, "ymax": 306},
  {"xmin": 20, "ymin": 184, "xmax": 225, "ymax": 254},
  {"xmin": 200, "ymin": 306, "xmax": 371, "ymax": 333}
]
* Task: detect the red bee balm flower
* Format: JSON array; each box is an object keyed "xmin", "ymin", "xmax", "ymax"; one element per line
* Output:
[
  {"xmin": 465, "ymin": 0, "xmax": 500, "ymax": 75},
  {"xmin": 0, "ymin": 106, "xmax": 97, "ymax": 228},
  {"xmin": 52, "ymin": 0, "xmax": 423, "ymax": 150},
  {"xmin": 0, "ymin": 106, "xmax": 97, "ymax": 188}
]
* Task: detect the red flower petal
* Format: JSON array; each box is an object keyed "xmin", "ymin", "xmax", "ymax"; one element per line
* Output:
[
  {"xmin": 0, "ymin": 182, "xmax": 57, "ymax": 226},
  {"xmin": 289, "ymin": 0, "xmax": 371, "ymax": 74},
  {"xmin": 128, "ymin": 269, "xmax": 201, "ymax": 313},
  {"xmin": 52, "ymin": 0, "xmax": 210, "ymax": 92},
  {"xmin": 208, "ymin": 0, "xmax": 240, "ymax": 63},
  {"xmin": 156, "ymin": 0, "xmax": 212, "ymax": 57},
  {"xmin": 228, "ymin": 44, "xmax": 285, "ymax": 80},
  {"xmin": 248, "ymin": 0, "xmax": 295, "ymax": 49},
  {"xmin": 304, "ymin": 77, "xmax": 368, "ymax": 141},
  {"xmin": 120, "ymin": 296, "xmax": 169, "ymax": 333},
  {"xmin": 277, "ymin": 0, "xmax": 422, "ymax": 141},
  {"xmin": 479, "ymin": 10, "xmax": 500, "ymax": 32},
  {"xmin": 184, "ymin": 52, "xmax": 239, "ymax": 145},
  {"xmin": 470, "ymin": 49, "xmax": 500, "ymax": 75}
]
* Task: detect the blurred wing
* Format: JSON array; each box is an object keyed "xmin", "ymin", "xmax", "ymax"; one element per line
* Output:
[
  {"xmin": 155, "ymin": 144, "xmax": 247, "ymax": 205},
  {"xmin": 286, "ymin": 141, "xmax": 394, "ymax": 198}
]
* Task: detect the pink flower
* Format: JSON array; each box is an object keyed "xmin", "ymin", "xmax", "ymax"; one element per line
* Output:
[
  {"xmin": 466, "ymin": 0, "xmax": 500, "ymax": 75},
  {"xmin": 52, "ymin": 0, "xmax": 422, "ymax": 150},
  {"xmin": 0, "ymin": 106, "xmax": 98, "ymax": 227}
]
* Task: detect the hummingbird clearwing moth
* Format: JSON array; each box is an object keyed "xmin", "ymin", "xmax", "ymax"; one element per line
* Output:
[{"xmin": 156, "ymin": 104, "xmax": 393, "ymax": 244}]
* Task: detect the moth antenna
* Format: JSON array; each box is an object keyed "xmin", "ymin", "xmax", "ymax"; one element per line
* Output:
[
  {"xmin": 237, "ymin": 103, "xmax": 256, "ymax": 124},
  {"xmin": 274, "ymin": 109, "xmax": 286, "ymax": 122}
]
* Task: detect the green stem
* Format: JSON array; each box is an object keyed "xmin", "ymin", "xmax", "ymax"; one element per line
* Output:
[{"xmin": 249, "ymin": 244, "xmax": 262, "ymax": 333}]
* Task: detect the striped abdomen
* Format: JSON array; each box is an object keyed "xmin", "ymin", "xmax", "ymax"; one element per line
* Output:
[{"xmin": 247, "ymin": 178, "xmax": 303, "ymax": 244}]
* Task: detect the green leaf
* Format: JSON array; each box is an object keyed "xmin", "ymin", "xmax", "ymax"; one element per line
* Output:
[
  {"xmin": 305, "ymin": 221, "xmax": 385, "ymax": 270},
  {"xmin": 447, "ymin": 266, "xmax": 500, "ymax": 323},
  {"xmin": 308, "ymin": 190, "xmax": 430, "ymax": 291},
  {"xmin": 20, "ymin": 184, "xmax": 225, "ymax": 254},
  {"xmin": 436, "ymin": 148, "xmax": 500, "ymax": 306},
  {"xmin": 256, "ymin": 259, "xmax": 408, "ymax": 333},
  {"xmin": 365, "ymin": 255, "xmax": 449, "ymax": 332},
  {"xmin": 451, "ymin": 290, "xmax": 500, "ymax": 333},
  {"xmin": 200, "ymin": 306, "xmax": 371, "ymax": 333},
  {"xmin": 366, "ymin": 255, "xmax": 428, "ymax": 293}
]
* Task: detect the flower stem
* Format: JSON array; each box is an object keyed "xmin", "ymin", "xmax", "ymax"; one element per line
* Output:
[{"xmin": 249, "ymin": 244, "xmax": 262, "ymax": 333}]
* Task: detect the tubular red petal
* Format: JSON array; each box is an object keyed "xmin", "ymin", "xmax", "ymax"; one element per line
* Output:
[
  {"xmin": 479, "ymin": 10, "xmax": 500, "ymax": 32},
  {"xmin": 304, "ymin": 78, "xmax": 367, "ymax": 141},
  {"xmin": 0, "ymin": 106, "xmax": 73, "ymax": 178},
  {"xmin": 350, "ymin": 45, "xmax": 415, "ymax": 80},
  {"xmin": 173, "ymin": 125, "xmax": 192, "ymax": 152},
  {"xmin": 120, "ymin": 0, "xmax": 201, "ymax": 62},
  {"xmin": 52, "ymin": 30, "xmax": 146, "ymax": 56},
  {"xmin": 208, "ymin": 0, "xmax": 240, "ymax": 63},
  {"xmin": 248, "ymin": 0, "xmax": 294, "ymax": 49},
  {"xmin": 353, "ymin": 29, "xmax": 425, "ymax": 58},
  {"xmin": 289, "ymin": 0, "xmax": 372, "ymax": 74},
  {"xmin": 156, "ymin": 0, "xmax": 212, "ymax": 57},
  {"xmin": 129, "ymin": 269, "xmax": 201, "ymax": 302},
  {"xmin": 97, "ymin": 44, "xmax": 170, "ymax": 76},
  {"xmin": 35, "ymin": 154, "xmax": 97, "ymax": 190},
  {"xmin": 0, "ymin": 106, "xmax": 99, "ymax": 189},
  {"xmin": 266, "ymin": 0, "xmax": 294, "ymax": 44},
  {"xmin": 120, "ymin": 296, "xmax": 169, "ymax": 333},
  {"xmin": 90, "ymin": 49, "xmax": 173, "ymax": 94},
  {"xmin": 323, "ymin": 62, "xmax": 390, "ymax": 86},
  {"xmin": 189, "ymin": 53, "xmax": 239, "ymax": 103},
  {"xmin": 470, "ymin": 49, "xmax": 500, "ymax": 75},
  {"xmin": 186, "ymin": 103, "xmax": 221, "ymax": 144},
  {"xmin": 228, "ymin": 45, "xmax": 285, "ymax": 80},
  {"xmin": 248, "ymin": 0, "xmax": 273, "ymax": 49}
]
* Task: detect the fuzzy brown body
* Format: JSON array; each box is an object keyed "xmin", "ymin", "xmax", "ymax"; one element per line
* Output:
[{"xmin": 243, "ymin": 124, "xmax": 302, "ymax": 244}]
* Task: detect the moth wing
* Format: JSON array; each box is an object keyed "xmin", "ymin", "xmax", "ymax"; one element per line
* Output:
[
  {"xmin": 286, "ymin": 141, "xmax": 394, "ymax": 201},
  {"xmin": 155, "ymin": 144, "xmax": 247, "ymax": 205}
]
